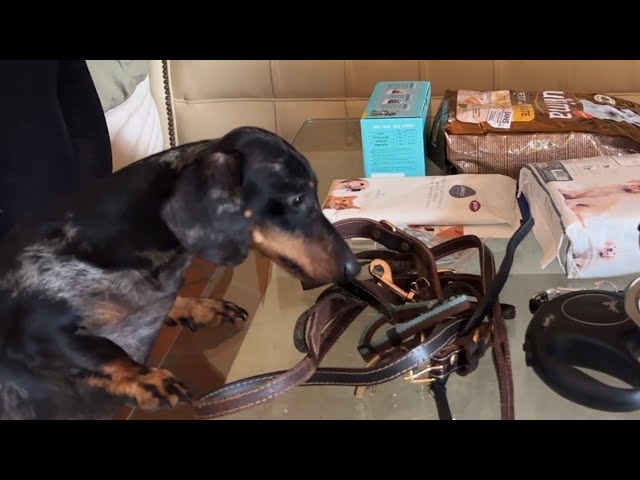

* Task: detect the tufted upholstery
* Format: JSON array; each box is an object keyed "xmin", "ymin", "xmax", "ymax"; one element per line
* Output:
[{"xmin": 148, "ymin": 60, "xmax": 640, "ymax": 151}]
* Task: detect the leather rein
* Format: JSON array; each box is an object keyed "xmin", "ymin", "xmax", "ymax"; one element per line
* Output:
[{"xmin": 193, "ymin": 215, "xmax": 534, "ymax": 420}]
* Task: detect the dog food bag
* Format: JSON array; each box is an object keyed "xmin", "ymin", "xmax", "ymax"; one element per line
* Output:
[
  {"xmin": 321, "ymin": 174, "xmax": 520, "ymax": 238},
  {"xmin": 518, "ymin": 154, "xmax": 640, "ymax": 279},
  {"xmin": 429, "ymin": 89, "xmax": 640, "ymax": 179}
]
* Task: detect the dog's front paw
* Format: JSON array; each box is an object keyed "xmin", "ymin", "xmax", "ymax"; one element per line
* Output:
[
  {"xmin": 84, "ymin": 365, "xmax": 192, "ymax": 410},
  {"xmin": 166, "ymin": 297, "xmax": 249, "ymax": 331},
  {"xmin": 132, "ymin": 368, "xmax": 192, "ymax": 410}
]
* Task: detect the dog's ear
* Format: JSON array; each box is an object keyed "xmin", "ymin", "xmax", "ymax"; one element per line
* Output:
[{"xmin": 161, "ymin": 151, "xmax": 251, "ymax": 266}]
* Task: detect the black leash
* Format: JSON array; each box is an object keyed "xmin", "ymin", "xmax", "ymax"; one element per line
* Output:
[
  {"xmin": 432, "ymin": 378, "xmax": 454, "ymax": 420},
  {"xmin": 433, "ymin": 198, "xmax": 535, "ymax": 420}
]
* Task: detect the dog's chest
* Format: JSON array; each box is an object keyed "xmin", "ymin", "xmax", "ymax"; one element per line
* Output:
[
  {"xmin": 74, "ymin": 254, "xmax": 192, "ymax": 362},
  {"xmin": 85, "ymin": 293, "xmax": 178, "ymax": 363},
  {"xmin": 5, "ymin": 245, "xmax": 192, "ymax": 362}
]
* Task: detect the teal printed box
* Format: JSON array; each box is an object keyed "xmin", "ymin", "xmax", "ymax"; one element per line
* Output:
[{"xmin": 360, "ymin": 81, "xmax": 432, "ymax": 177}]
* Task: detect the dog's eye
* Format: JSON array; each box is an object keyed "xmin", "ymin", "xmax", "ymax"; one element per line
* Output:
[{"xmin": 290, "ymin": 194, "xmax": 304, "ymax": 208}]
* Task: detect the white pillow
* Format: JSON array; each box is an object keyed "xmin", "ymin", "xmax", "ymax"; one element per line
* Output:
[{"xmin": 87, "ymin": 60, "xmax": 164, "ymax": 172}]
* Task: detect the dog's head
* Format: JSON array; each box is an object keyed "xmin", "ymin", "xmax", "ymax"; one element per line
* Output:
[
  {"xmin": 161, "ymin": 126, "xmax": 361, "ymax": 286},
  {"xmin": 599, "ymin": 240, "xmax": 617, "ymax": 260}
]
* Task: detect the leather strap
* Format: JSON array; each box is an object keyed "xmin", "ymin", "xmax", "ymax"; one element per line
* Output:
[
  {"xmin": 335, "ymin": 218, "xmax": 443, "ymax": 299},
  {"xmin": 192, "ymin": 215, "xmax": 534, "ymax": 420},
  {"xmin": 432, "ymin": 379, "xmax": 453, "ymax": 420}
]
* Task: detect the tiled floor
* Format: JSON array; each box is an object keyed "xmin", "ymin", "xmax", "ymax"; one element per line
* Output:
[{"xmin": 115, "ymin": 252, "xmax": 271, "ymax": 420}]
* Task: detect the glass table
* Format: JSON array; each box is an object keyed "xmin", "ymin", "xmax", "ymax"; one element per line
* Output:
[{"xmin": 220, "ymin": 118, "xmax": 640, "ymax": 420}]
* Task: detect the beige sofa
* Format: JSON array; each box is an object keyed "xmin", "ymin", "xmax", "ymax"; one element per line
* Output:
[{"xmin": 148, "ymin": 60, "xmax": 640, "ymax": 152}]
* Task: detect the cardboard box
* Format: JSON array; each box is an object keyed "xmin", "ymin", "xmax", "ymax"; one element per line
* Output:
[{"xmin": 360, "ymin": 81, "xmax": 432, "ymax": 177}]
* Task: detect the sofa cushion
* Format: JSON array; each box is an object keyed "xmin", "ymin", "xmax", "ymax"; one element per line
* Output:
[
  {"xmin": 150, "ymin": 60, "xmax": 640, "ymax": 151},
  {"xmin": 87, "ymin": 60, "xmax": 150, "ymax": 112}
]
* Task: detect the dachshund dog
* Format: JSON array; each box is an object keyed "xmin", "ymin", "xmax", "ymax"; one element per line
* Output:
[{"xmin": 0, "ymin": 126, "xmax": 361, "ymax": 420}]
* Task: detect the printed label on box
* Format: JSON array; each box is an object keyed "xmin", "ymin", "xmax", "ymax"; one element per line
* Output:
[
  {"xmin": 456, "ymin": 89, "xmax": 536, "ymax": 124},
  {"xmin": 487, "ymin": 108, "xmax": 514, "ymax": 129},
  {"xmin": 361, "ymin": 81, "xmax": 432, "ymax": 177}
]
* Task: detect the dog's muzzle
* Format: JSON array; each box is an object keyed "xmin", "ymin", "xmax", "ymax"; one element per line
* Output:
[{"xmin": 343, "ymin": 255, "xmax": 361, "ymax": 280}]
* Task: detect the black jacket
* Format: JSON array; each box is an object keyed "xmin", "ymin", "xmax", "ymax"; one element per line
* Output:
[{"xmin": 0, "ymin": 60, "xmax": 112, "ymax": 238}]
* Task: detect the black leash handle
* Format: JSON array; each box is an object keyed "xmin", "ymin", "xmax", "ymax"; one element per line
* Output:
[{"xmin": 461, "ymin": 214, "xmax": 535, "ymax": 336}]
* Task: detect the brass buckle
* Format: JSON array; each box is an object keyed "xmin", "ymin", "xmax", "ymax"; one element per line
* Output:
[
  {"xmin": 369, "ymin": 258, "xmax": 415, "ymax": 301},
  {"xmin": 403, "ymin": 364, "xmax": 445, "ymax": 384},
  {"xmin": 472, "ymin": 326, "xmax": 483, "ymax": 344},
  {"xmin": 409, "ymin": 277, "xmax": 431, "ymax": 296}
]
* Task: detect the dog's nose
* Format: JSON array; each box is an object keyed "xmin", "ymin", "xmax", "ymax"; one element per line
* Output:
[{"xmin": 343, "ymin": 256, "xmax": 361, "ymax": 281}]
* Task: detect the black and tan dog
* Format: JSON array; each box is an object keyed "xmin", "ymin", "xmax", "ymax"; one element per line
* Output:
[{"xmin": 0, "ymin": 126, "xmax": 360, "ymax": 420}]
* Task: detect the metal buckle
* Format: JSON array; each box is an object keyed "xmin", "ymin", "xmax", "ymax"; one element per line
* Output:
[
  {"xmin": 369, "ymin": 258, "xmax": 416, "ymax": 301},
  {"xmin": 403, "ymin": 364, "xmax": 445, "ymax": 384},
  {"xmin": 409, "ymin": 276, "xmax": 431, "ymax": 296},
  {"xmin": 471, "ymin": 325, "xmax": 487, "ymax": 344}
]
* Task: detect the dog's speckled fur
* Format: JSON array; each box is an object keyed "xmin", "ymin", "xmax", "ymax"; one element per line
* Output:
[{"xmin": 0, "ymin": 126, "xmax": 360, "ymax": 419}]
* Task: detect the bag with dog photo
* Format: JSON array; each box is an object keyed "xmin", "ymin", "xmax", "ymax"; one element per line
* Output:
[
  {"xmin": 519, "ymin": 153, "xmax": 640, "ymax": 279},
  {"xmin": 321, "ymin": 174, "xmax": 521, "ymax": 239}
]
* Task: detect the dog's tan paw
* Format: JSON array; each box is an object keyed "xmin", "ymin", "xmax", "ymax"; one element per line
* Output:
[
  {"xmin": 133, "ymin": 368, "xmax": 192, "ymax": 409},
  {"xmin": 85, "ymin": 363, "xmax": 192, "ymax": 410},
  {"xmin": 166, "ymin": 297, "xmax": 249, "ymax": 331}
]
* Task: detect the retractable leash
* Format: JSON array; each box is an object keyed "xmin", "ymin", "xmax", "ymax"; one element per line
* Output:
[
  {"xmin": 626, "ymin": 223, "xmax": 640, "ymax": 326},
  {"xmin": 193, "ymin": 200, "xmax": 535, "ymax": 420},
  {"xmin": 524, "ymin": 223, "xmax": 640, "ymax": 413}
]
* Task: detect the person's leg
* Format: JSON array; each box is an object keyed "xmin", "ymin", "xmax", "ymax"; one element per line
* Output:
[{"xmin": 0, "ymin": 60, "xmax": 112, "ymax": 238}]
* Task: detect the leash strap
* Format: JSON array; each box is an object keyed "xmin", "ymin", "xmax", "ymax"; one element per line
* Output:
[
  {"xmin": 432, "ymin": 379, "xmax": 453, "ymax": 420},
  {"xmin": 193, "ymin": 214, "xmax": 534, "ymax": 420},
  {"xmin": 430, "ymin": 214, "xmax": 534, "ymax": 420}
]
